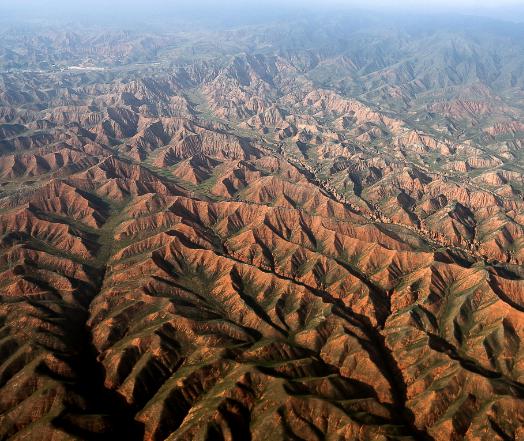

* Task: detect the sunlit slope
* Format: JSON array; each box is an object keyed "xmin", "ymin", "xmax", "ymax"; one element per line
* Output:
[{"xmin": 0, "ymin": 15, "xmax": 523, "ymax": 440}]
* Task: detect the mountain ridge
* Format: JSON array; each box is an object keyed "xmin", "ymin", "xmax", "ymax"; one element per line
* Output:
[{"xmin": 0, "ymin": 12, "xmax": 523, "ymax": 440}]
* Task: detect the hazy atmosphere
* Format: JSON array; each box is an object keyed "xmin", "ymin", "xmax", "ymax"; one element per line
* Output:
[{"xmin": 2, "ymin": 0, "xmax": 524, "ymax": 22}]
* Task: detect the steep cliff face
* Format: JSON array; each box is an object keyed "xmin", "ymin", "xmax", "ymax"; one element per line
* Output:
[{"xmin": 0, "ymin": 13, "xmax": 523, "ymax": 441}]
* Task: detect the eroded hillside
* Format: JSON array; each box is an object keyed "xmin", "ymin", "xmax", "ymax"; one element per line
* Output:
[{"xmin": 0, "ymin": 14, "xmax": 523, "ymax": 441}]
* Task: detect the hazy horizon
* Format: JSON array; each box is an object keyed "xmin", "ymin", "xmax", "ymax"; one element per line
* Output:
[{"xmin": 2, "ymin": 0, "xmax": 524, "ymax": 25}]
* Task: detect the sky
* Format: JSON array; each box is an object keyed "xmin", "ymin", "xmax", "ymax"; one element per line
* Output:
[
  {"xmin": 2, "ymin": 0, "xmax": 523, "ymax": 10},
  {"xmin": 1, "ymin": 0, "xmax": 524, "ymax": 23},
  {"xmin": 1, "ymin": 0, "xmax": 523, "ymax": 12},
  {"xmin": 6, "ymin": 0, "xmax": 523, "ymax": 5}
]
